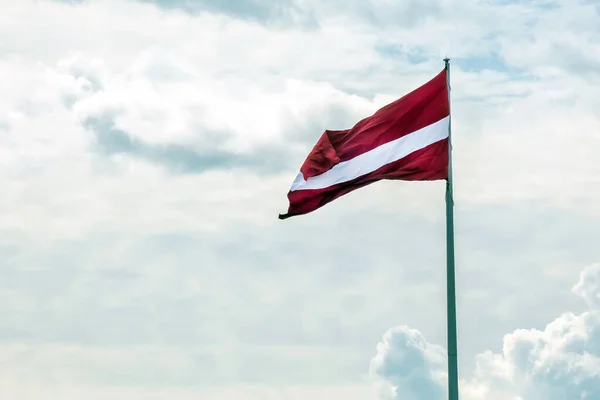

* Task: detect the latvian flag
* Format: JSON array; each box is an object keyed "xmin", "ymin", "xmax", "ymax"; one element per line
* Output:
[{"xmin": 279, "ymin": 69, "xmax": 450, "ymax": 219}]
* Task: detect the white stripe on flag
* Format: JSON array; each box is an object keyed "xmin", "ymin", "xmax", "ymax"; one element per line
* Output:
[{"xmin": 290, "ymin": 115, "xmax": 450, "ymax": 192}]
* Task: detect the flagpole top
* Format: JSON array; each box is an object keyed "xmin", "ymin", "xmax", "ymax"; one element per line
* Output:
[{"xmin": 444, "ymin": 57, "xmax": 450, "ymax": 65}]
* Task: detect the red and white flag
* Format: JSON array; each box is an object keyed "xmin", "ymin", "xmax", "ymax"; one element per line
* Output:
[{"xmin": 279, "ymin": 69, "xmax": 450, "ymax": 220}]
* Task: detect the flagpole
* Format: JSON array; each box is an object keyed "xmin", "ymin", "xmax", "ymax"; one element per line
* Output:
[{"xmin": 444, "ymin": 57, "xmax": 459, "ymax": 400}]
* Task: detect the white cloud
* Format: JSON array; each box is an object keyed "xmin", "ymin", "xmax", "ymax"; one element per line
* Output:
[
  {"xmin": 369, "ymin": 325, "xmax": 447, "ymax": 399},
  {"xmin": 372, "ymin": 264, "xmax": 600, "ymax": 399}
]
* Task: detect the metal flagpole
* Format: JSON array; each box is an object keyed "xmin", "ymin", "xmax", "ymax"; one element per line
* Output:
[{"xmin": 444, "ymin": 57, "xmax": 459, "ymax": 400}]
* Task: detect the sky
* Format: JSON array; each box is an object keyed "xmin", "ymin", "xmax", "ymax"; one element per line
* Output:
[{"xmin": 1, "ymin": 0, "xmax": 600, "ymax": 399}]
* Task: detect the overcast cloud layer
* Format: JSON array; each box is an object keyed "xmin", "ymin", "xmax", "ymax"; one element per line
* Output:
[{"xmin": 1, "ymin": 0, "xmax": 600, "ymax": 399}]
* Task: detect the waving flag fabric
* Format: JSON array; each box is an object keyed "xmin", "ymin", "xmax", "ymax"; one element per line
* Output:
[{"xmin": 279, "ymin": 69, "xmax": 450, "ymax": 220}]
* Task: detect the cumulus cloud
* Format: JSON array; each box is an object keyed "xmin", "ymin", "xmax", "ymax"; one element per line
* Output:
[
  {"xmin": 371, "ymin": 264, "xmax": 600, "ymax": 399},
  {"xmin": 370, "ymin": 326, "xmax": 446, "ymax": 399}
]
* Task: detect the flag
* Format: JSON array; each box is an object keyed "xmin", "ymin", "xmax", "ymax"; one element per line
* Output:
[{"xmin": 279, "ymin": 69, "xmax": 450, "ymax": 220}]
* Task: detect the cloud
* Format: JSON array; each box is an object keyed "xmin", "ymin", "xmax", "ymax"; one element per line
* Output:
[
  {"xmin": 573, "ymin": 265, "xmax": 600, "ymax": 309},
  {"xmin": 82, "ymin": 114, "xmax": 291, "ymax": 174},
  {"xmin": 139, "ymin": 0, "xmax": 319, "ymax": 27},
  {"xmin": 369, "ymin": 326, "xmax": 446, "ymax": 399},
  {"xmin": 371, "ymin": 264, "xmax": 600, "ymax": 399}
]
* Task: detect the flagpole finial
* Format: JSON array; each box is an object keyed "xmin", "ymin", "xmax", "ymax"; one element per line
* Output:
[{"xmin": 444, "ymin": 57, "xmax": 450, "ymax": 65}]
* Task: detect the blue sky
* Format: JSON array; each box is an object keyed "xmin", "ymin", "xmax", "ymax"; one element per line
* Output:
[{"xmin": 1, "ymin": 0, "xmax": 600, "ymax": 399}]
